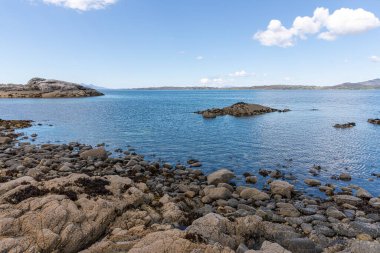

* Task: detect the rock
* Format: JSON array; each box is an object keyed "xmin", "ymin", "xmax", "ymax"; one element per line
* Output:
[
  {"xmin": 129, "ymin": 229, "xmax": 234, "ymax": 253},
  {"xmin": 246, "ymin": 176, "xmax": 258, "ymax": 184},
  {"xmin": 80, "ymin": 148, "xmax": 108, "ymax": 160},
  {"xmin": 250, "ymin": 240, "xmax": 291, "ymax": 253},
  {"xmin": 368, "ymin": 118, "xmax": 380, "ymax": 125},
  {"xmin": 240, "ymin": 188, "xmax": 270, "ymax": 201},
  {"xmin": 283, "ymin": 238, "xmax": 322, "ymax": 253},
  {"xmin": 350, "ymin": 221, "xmax": 380, "ymax": 239},
  {"xmin": 186, "ymin": 213, "xmax": 237, "ymax": 249},
  {"xmin": 304, "ymin": 179, "xmax": 321, "ymax": 187},
  {"xmin": 0, "ymin": 78, "xmax": 104, "ymax": 98},
  {"xmin": 333, "ymin": 195, "xmax": 362, "ymax": 206},
  {"xmin": 207, "ymin": 169, "xmax": 235, "ymax": 185},
  {"xmin": 0, "ymin": 136, "xmax": 12, "ymax": 144},
  {"xmin": 356, "ymin": 188, "xmax": 373, "ymax": 199},
  {"xmin": 204, "ymin": 187, "xmax": 232, "ymax": 200},
  {"xmin": 197, "ymin": 102, "xmax": 279, "ymax": 118},
  {"xmin": 276, "ymin": 202, "xmax": 300, "ymax": 217},
  {"xmin": 270, "ymin": 180, "xmax": 294, "ymax": 199},
  {"xmin": 357, "ymin": 233, "xmax": 373, "ymax": 241},
  {"xmin": 339, "ymin": 173, "xmax": 352, "ymax": 181},
  {"xmin": 334, "ymin": 122, "xmax": 356, "ymax": 128},
  {"xmin": 369, "ymin": 198, "xmax": 380, "ymax": 208},
  {"xmin": 349, "ymin": 240, "xmax": 380, "ymax": 253},
  {"xmin": 326, "ymin": 206, "xmax": 346, "ymax": 219}
]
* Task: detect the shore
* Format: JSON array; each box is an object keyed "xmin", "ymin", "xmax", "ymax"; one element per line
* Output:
[{"xmin": 0, "ymin": 120, "xmax": 380, "ymax": 253}]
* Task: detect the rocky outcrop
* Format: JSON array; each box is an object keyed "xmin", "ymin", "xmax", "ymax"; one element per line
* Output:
[
  {"xmin": 0, "ymin": 78, "xmax": 104, "ymax": 98},
  {"xmin": 368, "ymin": 118, "xmax": 380, "ymax": 125},
  {"xmin": 333, "ymin": 122, "xmax": 356, "ymax": 128},
  {"xmin": 196, "ymin": 102, "xmax": 288, "ymax": 118}
]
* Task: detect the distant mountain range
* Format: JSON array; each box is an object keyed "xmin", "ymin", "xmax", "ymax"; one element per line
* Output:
[{"xmin": 131, "ymin": 78, "xmax": 380, "ymax": 90}]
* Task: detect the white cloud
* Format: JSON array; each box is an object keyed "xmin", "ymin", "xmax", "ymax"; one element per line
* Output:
[
  {"xmin": 254, "ymin": 20, "xmax": 295, "ymax": 47},
  {"xmin": 199, "ymin": 78, "xmax": 226, "ymax": 85},
  {"xmin": 369, "ymin": 55, "xmax": 380, "ymax": 62},
  {"xmin": 228, "ymin": 70, "xmax": 253, "ymax": 77},
  {"xmin": 42, "ymin": 0, "xmax": 117, "ymax": 11},
  {"xmin": 254, "ymin": 7, "xmax": 380, "ymax": 47},
  {"xmin": 196, "ymin": 56, "xmax": 204, "ymax": 60}
]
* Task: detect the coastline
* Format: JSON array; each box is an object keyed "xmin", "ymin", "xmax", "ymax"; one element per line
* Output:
[{"xmin": 0, "ymin": 120, "xmax": 379, "ymax": 252}]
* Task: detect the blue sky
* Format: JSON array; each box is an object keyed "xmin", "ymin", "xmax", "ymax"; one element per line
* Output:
[{"xmin": 0, "ymin": 0, "xmax": 379, "ymax": 88}]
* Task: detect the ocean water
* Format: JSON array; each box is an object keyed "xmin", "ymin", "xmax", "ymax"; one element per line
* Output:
[{"xmin": 1, "ymin": 89, "xmax": 380, "ymax": 197}]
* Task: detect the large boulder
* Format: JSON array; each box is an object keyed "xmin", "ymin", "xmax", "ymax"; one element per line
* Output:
[
  {"xmin": 240, "ymin": 188, "xmax": 270, "ymax": 201},
  {"xmin": 186, "ymin": 213, "xmax": 237, "ymax": 249},
  {"xmin": 270, "ymin": 180, "xmax": 294, "ymax": 199},
  {"xmin": 80, "ymin": 148, "xmax": 108, "ymax": 160},
  {"xmin": 207, "ymin": 169, "xmax": 235, "ymax": 185}
]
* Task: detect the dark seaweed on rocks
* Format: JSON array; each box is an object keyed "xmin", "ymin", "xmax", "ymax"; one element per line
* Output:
[
  {"xmin": 50, "ymin": 187, "xmax": 78, "ymax": 201},
  {"xmin": 75, "ymin": 177, "xmax": 112, "ymax": 197},
  {"xmin": 6, "ymin": 185, "xmax": 47, "ymax": 204}
]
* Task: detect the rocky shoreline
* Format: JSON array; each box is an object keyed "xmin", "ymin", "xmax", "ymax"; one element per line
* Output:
[
  {"xmin": 196, "ymin": 102, "xmax": 290, "ymax": 118},
  {"xmin": 0, "ymin": 78, "xmax": 104, "ymax": 98},
  {"xmin": 1, "ymin": 120, "xmax": 380, "ymax": 253}
]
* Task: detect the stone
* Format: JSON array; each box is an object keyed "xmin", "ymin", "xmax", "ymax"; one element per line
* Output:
[
  {"xmin": 240, "ymin": 188, "xmax": 270, "ymax": 201},
  {"xmin": 207, "ymin": 169, "xmax": 235, "ymax": 185},
  {"xmin": 349, "ymin": 240, "xmax": 380, "ymax": 253},
  {"xmin": 204, "ymin": 187, "xmax": 232, "ymax": 200},
  {"xmin": 0, "ymin": 137, "xmax": 12, "ymax": 144},
  {"xmin": 276, "ymin": 202, "xmax": 300, "ymax": 217},
  {"xmin": 304, "ymin": 179, "xmax": 321, "ymax": 187},
  {"xmin": 80, "ymin": 148, "xmax": 108, "ymax": 160},
  {"xmin": 246, "ymin": 176, "xmax": 258, "ymax": 184},
  {"xmin": 326, "ymin": 206, "xmax": 346, "ymax": 219},
  {"xmin": 356, "ymin": 188, "xmax": 373, "ymax": 199},
  {"xmin": 369, "ymin": 198, "xmax": 380, "ymax": 208},
  {"xmin": 333, "ymin": 195, "xmax": 362, "ymax": 206},
  {"xmin": 186, "ymin": 213, "xmax": 237, "ymax": 249},
  {"xmin": 339, "ymin": 173, "xmax": 352, "ymax": 181},
  {"xmin": 270, "ymin": 180, "xmax": 294, "ymax": 199}
]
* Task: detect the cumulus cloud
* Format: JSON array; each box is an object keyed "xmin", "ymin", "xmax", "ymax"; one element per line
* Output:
[
  {"xmin": 228, "ymin": 70, "xmax": 252, "ymax": 77},
  {"xmin": 200, "ymin": 78, "xmax": 225, "ymax": 85},
  {"xmin": 42, "ymin": 0, "xmax": 118, "ymax": 11},
  {"xmin": 369, "ymin": 55, "xmax": 380, "ymax": 62},
  {"xmin": 254, "ymin": 7, "xmax": 380, "ymax": 47}
]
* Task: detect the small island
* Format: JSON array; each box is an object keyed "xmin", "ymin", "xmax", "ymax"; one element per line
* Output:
[
  {"xmin": 196, "ymin": 102, "xmax": 289, "ymax": 118},
  {"xmin": 0, "ymin": 78, "xmax": 104, "ymax": 98}
]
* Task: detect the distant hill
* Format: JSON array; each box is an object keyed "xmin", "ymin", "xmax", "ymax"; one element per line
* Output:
[
  {"xmin": 332, "ymin": 78, "xmax": 380, "ymax": 90},
  {"xmin": 82, "ymin": 83, "xmax": 108, "ymax": 90},
  {"xmin": 131, "ymin": 78, "xmax": 380, "ymax": 90}
]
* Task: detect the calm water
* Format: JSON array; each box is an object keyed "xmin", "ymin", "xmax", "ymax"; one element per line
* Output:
[{"xmin": 1, "ymin": 90, "xmax": 380, "ymax": 196}]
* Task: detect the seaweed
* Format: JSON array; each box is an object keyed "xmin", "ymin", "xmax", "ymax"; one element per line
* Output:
[{"xmin": 75, "ymin": 177, "xmax": 112, "ymax": 197}]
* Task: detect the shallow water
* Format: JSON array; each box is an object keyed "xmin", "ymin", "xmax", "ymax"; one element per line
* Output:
[{"xmin": 1, "ymin": 89, "xmax": 380, "ymax": 196}]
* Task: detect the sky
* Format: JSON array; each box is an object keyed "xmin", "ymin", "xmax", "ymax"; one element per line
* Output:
[{"xmin": 0, "ymin": 0, "xmax": 380, "ymax": 88}]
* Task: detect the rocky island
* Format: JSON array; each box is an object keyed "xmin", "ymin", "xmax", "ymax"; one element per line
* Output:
[
  {"xmin": 1, "ymin": 120, "xmax": 380, "ymax": 253},
  {"xmin": 0, "ymin": 78, "xmax": 104, "ymax": 98},
  {"xmin": 196, "ymin": 102, "xmax": 290, "ymax": 118}
]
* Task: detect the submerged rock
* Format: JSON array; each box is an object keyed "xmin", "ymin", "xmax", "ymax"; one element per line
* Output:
[{"xmin": 368, "ymin": 118, "xmax": 380, "ymax": 125}]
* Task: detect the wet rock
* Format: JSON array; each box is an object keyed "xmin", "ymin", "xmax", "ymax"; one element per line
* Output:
[
  {"xmin": 339, "ymin": 173, "xmax": 352, "ymax": 181},
  {"xmin": 356, "ymin": 188, "xmax": 373, "ymax": 199},
  {"xmin": 368, "ymin": 118, "xmax": 380, "ymax": 125},
  {"xmin": 207, "ymin": 169, "xmax": 235, "ymax": 185},
  {"xmin": 304, "ymin": 179, "xmax": 321, "ymax": 187},
  {"xmin": 369, "ymin": 198, "xmax": 380, "ymax": 208},
  {"xmin": 334, "ymin": 122, "xmax": 356, "ymax": 128},
  {"xmin": 246, "ymin": 176, "xmax": 258, "ymax": 184}
]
